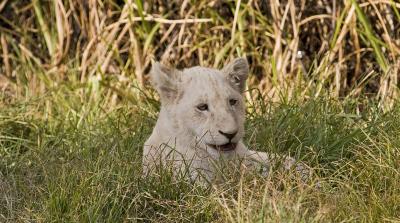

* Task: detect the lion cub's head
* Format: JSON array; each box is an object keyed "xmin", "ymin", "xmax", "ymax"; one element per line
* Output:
[{"xmin": 150, "ymin": 58, "xmax": 249, "ymax": 154}]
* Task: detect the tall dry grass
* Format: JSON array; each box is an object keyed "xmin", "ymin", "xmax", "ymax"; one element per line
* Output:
[{"xmin": 0, "ymin": 0, "xmax": 399, "ymax": 107}]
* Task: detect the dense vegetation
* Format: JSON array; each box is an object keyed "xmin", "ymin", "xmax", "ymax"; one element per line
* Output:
[{"xmin": 1, "ymin": 0, "xmax": 399, "ymax": 222}]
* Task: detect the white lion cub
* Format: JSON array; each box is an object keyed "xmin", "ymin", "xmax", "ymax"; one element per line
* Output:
[{"xmin": 143, "ymin": 58, "xmax": 306, "ymax": 182}]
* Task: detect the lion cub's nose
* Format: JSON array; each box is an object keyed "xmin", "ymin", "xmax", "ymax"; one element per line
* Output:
[{"xmin": 218, "ymin": 130, "xmax": 237, "ymax": 140}]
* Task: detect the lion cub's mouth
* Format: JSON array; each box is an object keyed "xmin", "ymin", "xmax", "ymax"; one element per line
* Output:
[{"xmin": 207, "ymin": 142, "xmax": 237, "ymax": 152}]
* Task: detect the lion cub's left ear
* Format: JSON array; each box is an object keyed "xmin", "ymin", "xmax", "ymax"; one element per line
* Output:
[
  {"xmin": 222, "ymin": 58, "xmax": 249, "ymax": 92},
  {"xmin": 149, "ymin": 61, "xmax": 181, "ymax": 103}
]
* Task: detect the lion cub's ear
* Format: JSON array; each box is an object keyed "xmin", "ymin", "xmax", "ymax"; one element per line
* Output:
[
  {"xmin": 150, "ymin": 62, "xmax": 181, "ymax": 103},
  {"xmin": 222, "ymin": 58, "xmax": 249, "ymax": 92}
]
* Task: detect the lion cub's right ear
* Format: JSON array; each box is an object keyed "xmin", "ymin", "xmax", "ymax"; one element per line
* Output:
[
  {"xmin": 222, "ymin": 58, "xmax": 249, "ymax": 93},
  {"xmin": 149, "ymin": 62, "xmax": 181, "ymax": 103}
]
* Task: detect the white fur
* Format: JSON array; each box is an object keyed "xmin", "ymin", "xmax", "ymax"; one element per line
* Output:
[{"xmin": 143, "ymin": 58, "xmax": 305, "ymax": 182}]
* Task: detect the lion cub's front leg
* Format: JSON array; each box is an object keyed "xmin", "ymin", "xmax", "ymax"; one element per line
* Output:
[{"xmin": 241, "ymin": 149, "xmax": 310, "ymax": 180}]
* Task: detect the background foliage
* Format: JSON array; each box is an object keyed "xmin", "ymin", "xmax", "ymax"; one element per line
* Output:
[{"xmin": 1, "ymin": 0, "xmax": 400, "ymax": 106}]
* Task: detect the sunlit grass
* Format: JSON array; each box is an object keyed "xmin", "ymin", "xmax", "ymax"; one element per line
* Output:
[{"xmin": 1, "ymin": 89, "xmax": 399, "ymax": 222}]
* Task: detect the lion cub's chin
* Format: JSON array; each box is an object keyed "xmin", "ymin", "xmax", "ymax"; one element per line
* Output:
[{"xmin": 206, "ymin": 142, "xmax": 237, "ymax": 152}]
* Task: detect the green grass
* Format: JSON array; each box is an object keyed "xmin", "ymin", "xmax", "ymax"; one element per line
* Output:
[{"xmin": 1, "ymin": 88, "xmax": 399, "ymax": 222}]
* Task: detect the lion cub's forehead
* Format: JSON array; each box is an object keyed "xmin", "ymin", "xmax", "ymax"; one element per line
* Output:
[
  {"xmin": 182, "ymin": 67, "xmax": 226, "ymax": 88},
  {"xmin": 178, "ymin": 66, "xmax": 238, "ymax": 102}
]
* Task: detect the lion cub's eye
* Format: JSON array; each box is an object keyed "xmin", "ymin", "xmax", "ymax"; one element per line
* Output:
[
  {"xmin": 229, "ymin": 99, "xmax": 238, "ymax": 106},
  {"xmin": 196, "ymin": 103, "xmax": 208, "ymax": 111}
]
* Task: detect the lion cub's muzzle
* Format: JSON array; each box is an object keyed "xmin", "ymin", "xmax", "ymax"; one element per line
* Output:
[{"xmin": 207, "ymin": 142, "xmax": 237, "ymax": 152}]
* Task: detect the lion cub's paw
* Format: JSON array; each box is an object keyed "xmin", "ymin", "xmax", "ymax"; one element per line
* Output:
[{"xmin": 282, "ymin": 156, "xmax": 311, "ymax": 182}]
